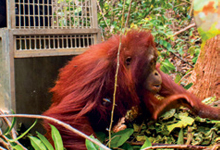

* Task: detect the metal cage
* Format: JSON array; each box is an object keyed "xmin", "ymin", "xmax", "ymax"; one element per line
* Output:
[
  {"xmin": 11, "ymin": 0, "xmax": 101, "ymax": 58},
  {"xmin": 0, "ymin": 0, "xmax": 101, "ymax": 125}
]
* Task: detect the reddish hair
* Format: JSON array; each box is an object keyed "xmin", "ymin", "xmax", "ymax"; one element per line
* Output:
[{"xmin": 43, "ymin": 30, "xmax": 220, "ymax": 150}]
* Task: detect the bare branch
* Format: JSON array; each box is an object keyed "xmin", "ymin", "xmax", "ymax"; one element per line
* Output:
[
  {"xmin": 0, "ymin": 110, "xmax": 17, "ymax": 139},
  {"xmin": 128, "ymin": 142, "xmax": 208, "ymax": 150},
  {"xmin": 143, "ymin": 144, "xmax": 207, "ymax": 150},
  {"xmin": 96, "ymin": 0, "xmax": 110, "ymax": 31},
  {"xmin": 0, "ymin": 130, "xmax": 10, "ymax": 150},
  {"xmin": 170, "ymin": 52, "xmax": 194, "ymax": 67},
  {"xmin": 125, "ymin": 0, "xmax": 133, "ymax": 28},
  {"xmin": 108, "ymin": 0, "xmax": 126, "ymax": 147},
  {"xmin": 0, "ymin": 114, "xmax": 110, "ymax": 150},
  {"xmin": 173, "ymin": 23, "xmax": 196, "ymax": 37}
]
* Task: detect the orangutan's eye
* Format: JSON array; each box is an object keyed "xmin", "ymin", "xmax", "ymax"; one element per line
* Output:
[
  {"xmin": 150, "ymin": 59, "xmax": 155, "ymax": 65},
  {"xmin": 149, "ymin": 55, "xmax": 156, "ymax": 66},
  {"xmin": 126, "ymin": 57, "xmax": 132, "ymax": 66}
]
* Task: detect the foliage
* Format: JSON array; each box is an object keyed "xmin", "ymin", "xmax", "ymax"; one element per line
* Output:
[
  {"xmin": 0, "ymin": 119, "xmax": 64, "ymax": 150},
  {"xmin": 98, "ymin": 0, "xmax": 201, "ymax": 82},
  {"xmin": 27, "ymin": 124, "xmax": 64, "ymax": 150},
  {"xmin": 194, "ymin": 0, "xmax": 220, "ymax": 41},
  {"xmin": 85, "ymin": 135, "xmax": 105, "ymax": 150},
  {"xmin": 96, "ymin": 1, "xmax": 220, "ymax": 149},
  {"xmin": 1, "ymin": 1, "xmax": 219, "ymax": 150},
  {"xmin": 86, "ymin": 131, "xmax": 138, "ymax": 150},
  {"xmin": 131, "ymin": 108, "xmax": 220, "ymax": 148},
  {"xmin": 87, "ymin": 107, "xmax": 220, "ymax": 149},
  {"xmin": 109, "ymin": 128, "xmax": 134, "ymax": 148},
  {"xmin": 55, "ymin": 0, "xmax": 91, "ymax": 27},
  {"xmin": 140, "ymin": 137, "xmax": 152, "ymax": 149}
]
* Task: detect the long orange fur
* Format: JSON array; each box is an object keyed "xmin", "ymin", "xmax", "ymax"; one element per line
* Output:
[{"xmin": 43, "ymin": 30, "xmax": 220, "ymax": 150}]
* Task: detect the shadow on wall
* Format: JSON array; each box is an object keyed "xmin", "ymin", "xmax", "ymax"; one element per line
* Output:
[{"xmin": 0, "ymin": 0, "xmax": 6, "ymax": 28}]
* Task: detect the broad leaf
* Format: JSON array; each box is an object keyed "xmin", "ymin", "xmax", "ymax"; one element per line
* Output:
[
  {"xmin": 29, "ymin": 136, "xmax": 47, "ymax": 150},
  {"xmin": 140, "ymin": 137, "xmax": 152, "ymax": 150},
  {"xmin": 8, "ymin": 119, "xmax": 38, "ymax": 142},
  {"xmin": 12, "ymin": 144, "xmax": 25, "ymax": 150},
  {"xmin": 50, "ymin": 125, "xmax": 64, "ymax": 150},
  {"xmin": 109, "ymin": 128, "xmax": 134, "ymax": 148},
  {"xmin": 36, "ymin": 131, "xmax": 54, "ymax": 150},
  {"xmin": 177, "ymin": 128, "xmax": 184, "ymax": 144},
  {"xmin": 85, "ymin": 135, "xmax": 105, "ymax": 150}
]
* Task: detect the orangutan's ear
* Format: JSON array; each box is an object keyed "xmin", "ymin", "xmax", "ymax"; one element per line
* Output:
[{"xmin": 125, "ymin": 57, "xmax": 132, "ymax": 66}]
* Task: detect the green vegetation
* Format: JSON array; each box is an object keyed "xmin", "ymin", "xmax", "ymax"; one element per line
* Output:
[
  {"xmin": 98, "ymin": 0, "xmax": 200, "ymax": 82},
  {"xmin": 1, "ymin": 1, "xmax": 219, "ymax": 150}
]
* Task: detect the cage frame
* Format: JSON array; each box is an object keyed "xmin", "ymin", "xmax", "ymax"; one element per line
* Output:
[{"xmin": 0, "ymin": 0, "xmax": 101, "ymax": 113}]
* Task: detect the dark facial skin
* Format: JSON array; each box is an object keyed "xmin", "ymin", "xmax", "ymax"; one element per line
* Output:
[
  {"xmin": 144, "ymin": 48, "xmax": 162, "ymax": 94},
  {"xmin": 145, "ymin": 69, "xmax": 162, "ymax": 94}
]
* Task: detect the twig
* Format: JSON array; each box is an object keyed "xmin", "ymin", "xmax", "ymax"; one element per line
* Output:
[
  {"xmin": 164, "ymin": 23, "xmax": 196, "ymax": 67},
  {"xmin": 177, "ymin": 70, "xmax": 193, "ymax": 85},
  {"xmin": 0, "ymin": 110, "xmax": 17, "ymax": 139},
  {"xmin": 108, "ymin": 0, "xmax": 126, "ymax": 147},
  {"xmin": 96, "ymin": 0, "xmax": 110, "ymax": 31},
  {"xmin": 173, "ymin": 23, "xmax": 196, "ymax": 37},
  {"xmin": 100, "ymin": 27, "xmax": 105, "ymax": 41},
  {"xmin": 0, "ymin": 114, "xmax": 27, "ymax": 150},
  {"xmin": 170, "ymin": 52, "xmax": 194, "ymax": 67},
  {"xmin": 142, "ymin": 144, "xmax": 207, "ymax": 150},
  {"xmin": 124, "ymin": 0, "xmax": 133, "ymax": 28},
  {"xmin": 189, "ymin": 0, "xmax": 194, "ymax": 17},
  {"xmin": 181, "ymin": 0, "xmax": 191, "ymax": 4},
  {"xmin": 0, "ymin": 130, "xmax": 10, "ymax": 150},
  {"xmin": 128, "ymin": 142, "xmax": 208, "ymax": 150},
  {"xmin": 174, "ymin": 3, "xmax": 188, "ymax": 8},
  {"xmin": 110, "ymin": 0, "xmax": 117, "ymax": 25},
  {"xmin": 0, "ymin": 111, "xmax": 27, "ymax": 150},
  {"xmin": 211, "ymin": 144, "xmax": 220, "ymax": 150},
  {"xmin": 185, "ymin": 126, "xmax": 193, "ymax": 145},
  {"xmin": 0, "ymin": 114, "xmax": 110, "ymax": 150}
]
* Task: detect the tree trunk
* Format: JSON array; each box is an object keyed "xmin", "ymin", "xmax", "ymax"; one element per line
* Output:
[{"xmin": 188, "ymin": 35, "xmax": 220, "ymax": 100}]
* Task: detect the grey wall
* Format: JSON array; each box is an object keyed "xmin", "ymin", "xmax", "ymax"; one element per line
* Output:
[{"xmin": 14, "ymin": 56, "xmax": 73, "ymax": 131}]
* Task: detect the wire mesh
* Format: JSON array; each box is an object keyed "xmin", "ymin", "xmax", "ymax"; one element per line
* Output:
[
  {"xmin": 14, "ymin": 0, "xmax": 93, "ymax": 29},
  {"xmin": 16, "ymin": 34, "xmax": 95, "ymax": 51}
]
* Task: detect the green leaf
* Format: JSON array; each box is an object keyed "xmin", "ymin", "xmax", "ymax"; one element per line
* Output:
[
  {"xmin": 184, "ymin": 83, "xmax": 193, "ymax": 89},
  {"xmin": 136, "ymin": 135, "xmax": 146, "ymax": 142},
  {"xmin": 162, "ymin": 40, "xmax": 168, "ymax": 47},
  {"xmin": 177, "ymin": 128, "xmax": 184, "ymax": 144},
  {"xmin": 161, "ymin": 59, "xmax": 175, "ymax": 74},
  {"xmin": 36, "ymin": 131, "xmax": 54, "ymax": 150},
  {"xmin": 29, "ymin": 136, "xmax": 47, "ymax": 150},
  {"xmin": 140, "ymin": 137, "xmax": 152, "ymax": 150},
  {"xmin": 8, "ymin": 119, "xmax": 38, "ymax": 142},
  {"xmin": 121, "ymin": 143, "xmax": 133, "ymax": 150},
  {"xmin": 50, "ymin": 125, "xmax": 64, "ymax": 150},
  {"xmin": 95, "ymin": 132, "xmax": 106, "ymax": 143},
  {"xmin": 174, "ymin": 74, "xmax": 181, "ymax": 84},
  {"xmin": 192, "ymin": 57, "xmax": 198, "ymax": 64},
  {"xmin": 178, "ymin": 47, "xmax": 184, "ymax": 55},
  {"xmin": 85, "ymin": 135, "xmax": 104, "ymax": 150},
  {"xmin": 4, "ymin": 117, "xmax": 17, "ymax": 135},
  {"xmin": 85, "ymin": 136, "xmax": 99, "ymax": 150},
  {"xmin": 188, "ymin": 47, "xmax": 196, "ymax": 56},
  {"xmin": 160, "ymin": 65, "xmax": 169, "ymax": 74},
  {"xmin": 202, "ymin": 96, "xmax": 216, "ymax": 105},
  {"xmin": 109, "ymin": 128, "xmax": 134, "ymax": 148},
  {"xmin": 167, "ymin": 116, "xmax": 194, "ymax": 133},
  {"xmin": 12, "ymin": 144, "xmax": 25, "ymax": 150},
  {"xmin": 4, "ymin": 110, "xmax": 16, "ymax": 135},
  {"xmin": 161, "ymin": 109, "xmax": 176, "ymax": 120}
]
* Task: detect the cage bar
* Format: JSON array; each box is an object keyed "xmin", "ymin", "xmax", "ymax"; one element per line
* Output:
[{"xmin": 0, "ymin": 0, "xmax": 101, "ymax": 123}]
